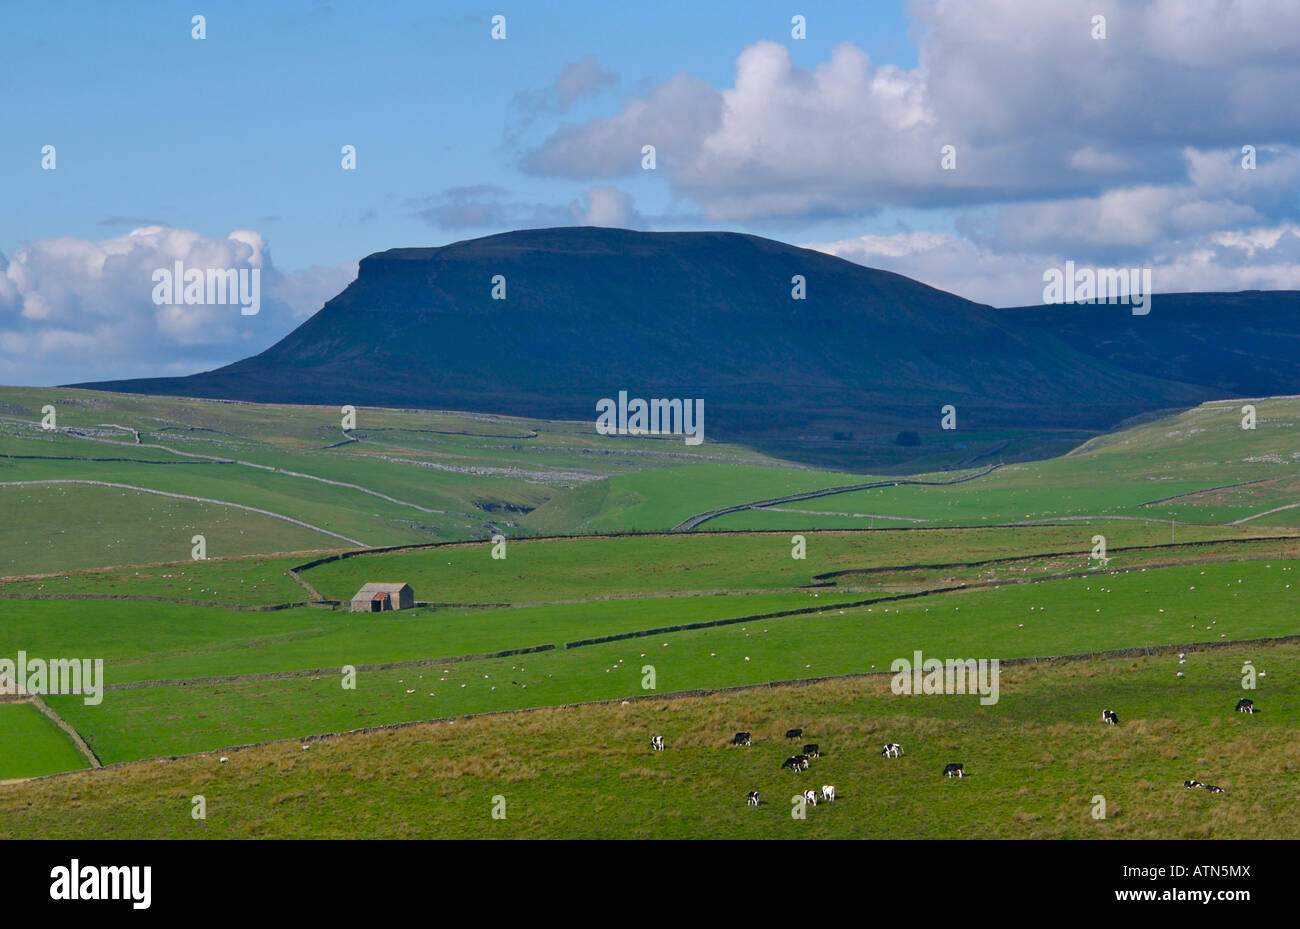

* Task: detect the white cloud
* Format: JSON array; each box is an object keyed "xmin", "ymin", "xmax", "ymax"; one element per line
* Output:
[
  {"xmin": 521, "ymin": 1, "xmax": 1300, "ymax": 219},
  {"xmin": 573, "ymin": 186, "xmax": 639, "ymax": 227},
  {"xmin": 0, "ymin": 227, "xmax": 356, "ymax": 387},
  {"xmin": 806, "ymin": 221, "xmax": 1300, "ymax": 307}
]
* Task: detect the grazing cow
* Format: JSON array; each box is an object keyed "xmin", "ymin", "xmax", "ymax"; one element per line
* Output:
[
  {"xmin": 1102, "ymin": 709, "xmax": 1119, "ymax": 725},
  {"xmin": 821, "ymin": 785, "xmax": 836, "ymax": 803},
  {"xmin": 781, "ymin": 756, "xmax": 801, "ymax": 770},
  {"xmin": 1203, "ymin": 784, "xmax": 1225, "ymax": 794},
  {"xmin": 650, "ymin": 735, "xmax": 665, "ymax": 751},
  {"xmin": 943, "ymin": 763, "xmax": 964, "ymax": 778},
  {"xmin": 732, "ymin": 731, "xmax": 752, "ymax": 746},
  {"xmin": 785, "ymin": 728, "xmax": 803, "ymax": 741},
  {"xmin": 881, "ymin": 742, "xmax": 902, "ymax": 758},
  {"xmin": 802, "ymin": 744, "xmax": 820, "ymax": 759},
  {"xmin": 802, "ymin": 789, "xmax": 818, "ymax": 807},
  {"xmin": 1236, "ymin": 698, "xmax": 1254, "ymax": 714},
  {"xmin": 746, "ymin": 790, "xmax": 760, "ymax": 806},
  {"xmin": 1183, "ymin": 780, "xmax": 1203, "ymax": 789}
]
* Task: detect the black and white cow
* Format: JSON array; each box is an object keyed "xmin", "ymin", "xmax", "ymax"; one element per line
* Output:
[
  {"xmin": 802, "ymin": 789, "xmax": 818, "ymax": 807},
  {"xmin": 881, "ymin": 742, "xmax": 902, "ymax": 758},
  {"xmin": 781, "ymin": 756, "xmax": 802, "ymax": 770},
  {"xmin": 747, "ymin": 790, "xmax": 760, "ymax": 806},
  {"xmin": 1203, "ymin": 784, "xmax": 1225, "ymax": 794},
  {"xmin": 1183, "ymin": 780, "xmax": 1203, "ymax": 789},
  {"xmin": 732, "ymin": 731, "xmax": 752, "ymax": 746},
  {"xmin": 820, "ymin": 785, "xmax": 836, "ymax": 803},
  {"xmin": 785, "ymin": 728, "xmax": 803, "ymax": 741},
  {"xmin": 1236, "ymin": 698, "xmax": 1255, "ymax": 714},
  {"xmin": 802, "ymin": 744, "xmax": 820, "ymax": 759},
  {"xmin": 1101, "ymin": 709, "xmax": 1119, "ymax": 725},
  {"xmin": 943, "ymin": 763, "xmax": 964, "ymax": 778},
  {"xmin": 650, "ymin": 735, "xmax": 665, "ymax": 751}
]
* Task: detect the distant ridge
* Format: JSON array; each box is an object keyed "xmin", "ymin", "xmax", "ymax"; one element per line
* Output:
[
  {"xmin": 78, "ymin": 226, "xmax": 1280, "ymax": 467},
  {"xmin": 1003, "ymin": 290, "xmax": 1300, "ymax": 398}
]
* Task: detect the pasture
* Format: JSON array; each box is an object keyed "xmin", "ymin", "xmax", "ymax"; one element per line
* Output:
[
  {"xmin": 0, "ymin": 703, "xmax": 90, "ymax": 780},
  {"xmin": 5, "ymin": 641, "xmax": 1296, "ymax": 838},
  {"xmin": 35, "ymin": 558, "xmax": 1300, "ymax": 765},
  {"xmin": 2, "ymin": 389, "xmax": 1297, "ymax": 840}
]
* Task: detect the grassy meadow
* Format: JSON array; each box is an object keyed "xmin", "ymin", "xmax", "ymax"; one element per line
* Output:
[
  {"xmin": 0, "ymin": 703, "xmax": 90, "ymax": 780},
  {"xmin": 5, "ymin": 642, "xmax": 1296, "ymax": 838},
  {"xmin": 1, "ymin": 388, "xmax": 1297, "ymax": 840}
]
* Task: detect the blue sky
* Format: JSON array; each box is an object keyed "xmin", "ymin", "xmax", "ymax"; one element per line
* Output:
[
  {"xmin": 1, "ymin": 0, "xmax": 915, "ymax": 269},
  {"xmin": 2, "ymin": 0, "xmax": 1298, "ymax": 386}
]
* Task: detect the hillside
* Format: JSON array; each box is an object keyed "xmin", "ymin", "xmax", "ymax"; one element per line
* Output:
[
  {"xmin": 1004, "ymin": 291, "xmax": 1300, "ymax": 397},
  {"xmin": 6, "ymin": 642, "xmax": 1297, "ymax": 839},
  {"xmin": 72, "ymin": 228, "xmax": 1213, "ymax": 468}
]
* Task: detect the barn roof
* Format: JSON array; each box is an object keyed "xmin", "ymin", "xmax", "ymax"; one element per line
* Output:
[{"xmin": 352, "ymin": 582, "xmax": 411, "ymax": 598}]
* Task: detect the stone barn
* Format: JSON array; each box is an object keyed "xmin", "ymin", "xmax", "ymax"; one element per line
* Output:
[{"xmin": 349, "ymin": 582, "xmax": 415, "ymax": 613}]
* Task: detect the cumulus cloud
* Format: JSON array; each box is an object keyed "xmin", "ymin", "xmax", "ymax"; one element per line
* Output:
[
  {"xmin": 0, "ymin": 227, "xmax": 356, "ymax": 386},
  {"xmin": 521, "ymin": 1, "xmax": 1300, "ymax": 218},
  {"xmin": 521, "ymin": 72, "xmax": 723, "ymax": 181},
  {"xmin": 805, "ymin": 221, "xmax": 1300, "ymax": 307},
  {"xmin": 510, "ymin": 1, "xmax": 1300, "ymax": 302}
]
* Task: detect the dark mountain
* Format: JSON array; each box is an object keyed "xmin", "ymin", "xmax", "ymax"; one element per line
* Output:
[
  {"xmin": 76, "ymin": 228, "xmax": 1235, "ymax": 468},
  {"xmin": 1003, "ymin": 291, "xmax": 1300, "ymax": 398}
]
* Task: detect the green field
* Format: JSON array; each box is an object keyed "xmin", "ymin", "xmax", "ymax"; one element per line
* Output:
[
  {"xmin": 4, "ymin": 642, "xmax": 1295, "ymax": 838},
  {"xmin": 0, "ymin": 702, "xmax": 90, "ymax": 780},
  {"xmin": 705, "ymin": 399, "xmax": 1300, "ymax": 531},
  {"xmin": 7, "ymin": 391, "xmax": 1299, "ymax": 575},
  {"xmin": 2, "ymin": 388, "xmax": 1299, "ymax": 840},
  {"xmin": 4, "ymin": 589, "xmax": 870, "ymax": 687},
  {"xmin": 298, "ymin": 523, "xmax": 1273, "ymax": 606},
  {"xmin": 0, "ymin": 385, "xmax": 798, "ymax": 555},
  {"xmin": 31, "ymin": 557, "xmax": 1299, "ymax": 764},
  {"xmin": 0, "ymin": 484, "xmax": 338, "ymax": 575}
]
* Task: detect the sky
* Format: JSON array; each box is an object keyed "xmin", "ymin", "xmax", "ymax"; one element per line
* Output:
[{"xmin": 2, "ymin": 0, "xmax": 1298, "ymax": 386}]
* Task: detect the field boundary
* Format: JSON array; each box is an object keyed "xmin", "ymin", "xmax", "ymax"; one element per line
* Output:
[
  {"xmin": 6, "ymin": 530, "xmax": 1294, "ymax": 617},
  {"xmin": 100, "ymin": 643, "xmax": 559, "ymax": 692},
  {"xmin": 0, "ymin": 479, "xmax": 367, "ymax": 546},
  {"xmin": 0, "ymin": 593, "xmax": 309, "ymax": 611},
  {"xmin": 26, "ymin": 695, "xmax": 101, "ymax": 768},
  {"xmin": 1137, "ymin": 476, "xmax": 1281, "ymax": 507},
  {"xmin": 290, "ymin": 523, "xmax": 1297, "ymax": 588},
  {"xmin": 12, "ymin": 634, "xmax": 1298, "ymax": 787},
  {"xmin": 285, "ymin": 566, "xmax": 325, "ymax": 602},
  {"xmin": 671, "ymin": 463, "xmax": 1001, "ymax": 531},
  {"xmin": 812, "ymin": 535, "xmax": 1300, "ymax": 580},
  {"xmin": 85, "ymin": 554, "xmax": 1288, "ymax": 691}
]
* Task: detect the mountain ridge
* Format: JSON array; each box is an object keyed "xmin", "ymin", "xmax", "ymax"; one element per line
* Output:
[{"xmin": 74, "ymin": 226, "xmax": 1289, "ymax": 468}]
